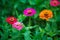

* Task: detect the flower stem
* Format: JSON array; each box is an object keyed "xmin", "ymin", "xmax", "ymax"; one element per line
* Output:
[{"xmin": 28, "ymin": 17, "xmax": 31, "ymax": 27}]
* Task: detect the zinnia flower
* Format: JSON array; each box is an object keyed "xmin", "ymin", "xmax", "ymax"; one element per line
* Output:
[
  {"xmin": 59, "ymin": 1, "xmax": 60, "ymax": 4},
  {"xmin": 23, "ymin": 8, "xmax": 36, "ymax": 16},
  {"xmin": 50, "ymin": 0, "xmax": 59, "ymax": 6},
  {"xmin": 6, "ymin": 16, "xmax": 17, "ymax": 24},
  {"xmin": 12, "ymin": 22, "xmax": 23, "ymax": 30},
  {"xmin": 51, "ymin": 0, "xmax": 58, "ymax": 1},
  {"xmin": 39, "ymin": 10, "xmax": 53, "ymax": 21}
]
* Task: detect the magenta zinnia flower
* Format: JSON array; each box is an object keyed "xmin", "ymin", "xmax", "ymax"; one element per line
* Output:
[
  {"xmin": 23, "ymin": 8, "xmax": 36, "ymax": 16},
  {"xmin": 50, "ymin": 1, "xmax": 59, "ymax": 6},
  {"xmin": 12, "ymin": 22, "xmax": 23, "ymax": 30}
]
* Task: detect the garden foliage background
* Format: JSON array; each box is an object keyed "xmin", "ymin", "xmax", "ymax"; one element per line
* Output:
[{"xmin": 0, "ymin": 0, "xmax": 60, "ymax": 40}]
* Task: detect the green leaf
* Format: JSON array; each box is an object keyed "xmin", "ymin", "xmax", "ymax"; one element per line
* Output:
[
  {"xmin": 47, "ymin": 37, "xmax": 53, "ymax": 40},
  {"xmin": 33, "ymin": 27, "xmax": 41, "ymax": 40},
  {"xmin": 18, "ymin": 14, "xmax": 26, "ymax": 22},
  {"xmin": 34, "ymin": 11, "xmax": 39, "ymax": 19},
  {"xmin": 19, "ymin": 0, "xmax": 27, "ymax": 3},
  {"xmin": 14, "ymin": 3, "xmax": 19, "ymax": 9},
  {"xmin": 28, "ymin": 0, "xmax": 36, "ymax": 5},
  {"xmin": 45, "ymin": 22, "xmax": 56, "ymax": 37},
  {"xmin": 39, "ymin": 27, "xmax": 45, "ymax": 37},
  {"xmin": 56, "ymin": 12, "xmax": 60, "ymax": 21},
  {"xmin": 45, "ymin": 23, "xmax": 51, "ymax": 32},
  {"xmin": 24, "ymin": 30, "xmax": 32, "ymax": 40},
  {"xmin": 42, "ymin": 35, "xmax": 47, "ymax": 40}
]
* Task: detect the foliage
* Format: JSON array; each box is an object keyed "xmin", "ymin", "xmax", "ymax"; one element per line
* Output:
[{"xmin": 0, "ymin": 0, "xmax": 60, "ymax": 40}]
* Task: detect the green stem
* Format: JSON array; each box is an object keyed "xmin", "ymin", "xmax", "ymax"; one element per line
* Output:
[
  {"xmin": 28, "ymin": 17, "xmax": 31, "ymax": 27},
  {"xmin": 53, "ymin": 9, "xmax": 57, "ymax": 22},
  {"xmin": 16, "ymin": 10, "xmax": 19, "ymax": 17}
]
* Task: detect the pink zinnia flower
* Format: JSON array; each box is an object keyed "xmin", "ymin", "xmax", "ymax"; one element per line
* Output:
[
  {"xmin": 23, "ymin": 8, "xmax": 36, "ymax": 16},
  {"xmin": 50, "ymin": 1, "xmax": 59, "ymax": 6},
  {"xmin": 51, "ymin": 0, "xmax": 58, "ymax": 1},
  {"xmin": 59, "ymin": 1, "xmax": 60, "ymax": 5},
  {"xmin": 12, "ymin": 22, "xmax": 23, "ymax": 30}
]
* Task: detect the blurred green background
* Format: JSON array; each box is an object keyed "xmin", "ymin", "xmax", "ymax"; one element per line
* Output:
[{"xmin": 0, "ymin": 0, "xmax": 60, "ymax": 40}]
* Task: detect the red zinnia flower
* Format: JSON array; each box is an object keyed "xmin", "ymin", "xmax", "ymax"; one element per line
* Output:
[{"xmin": 6, "ymin": 16, "xmax": 17, "ymax": 24}]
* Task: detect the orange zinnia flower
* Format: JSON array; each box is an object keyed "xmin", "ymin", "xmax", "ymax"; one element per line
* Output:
[{"xmin": 39, "ymin": 10, "xmax": 53, "ymax": 21}]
